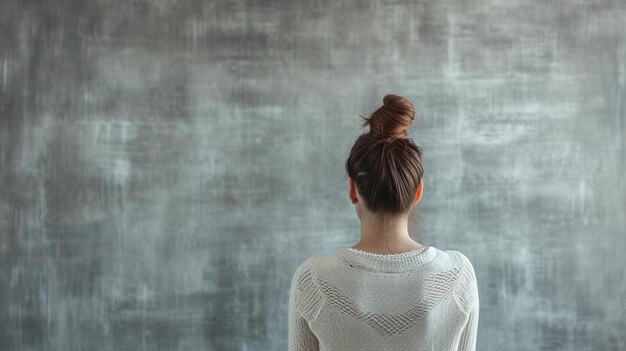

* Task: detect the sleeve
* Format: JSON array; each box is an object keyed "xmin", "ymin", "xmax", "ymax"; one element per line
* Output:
[
  {"xmin": 457, "ymin": 296, "xmax": 479, "ymax": 351},
  {"xmin": 288, "ymin": 257, "xmax": 324, "ymax": 351},
  {"xmin": 452, "ymin": 251, "xmax": 480, "ymax": 351}
]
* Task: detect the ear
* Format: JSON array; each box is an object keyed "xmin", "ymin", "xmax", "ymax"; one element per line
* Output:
[
  {"xmin": 414, "ymin": 179, "xmax": 424, "ymax": 204},
  {"xmin": 348, "ymin": 176, "xmax": 358, "ymax": 204}
]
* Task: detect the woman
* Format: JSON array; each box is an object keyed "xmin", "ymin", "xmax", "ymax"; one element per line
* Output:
[{"xmin": 288, "ymin": 94, "xmax": 479, "ymax": 351}]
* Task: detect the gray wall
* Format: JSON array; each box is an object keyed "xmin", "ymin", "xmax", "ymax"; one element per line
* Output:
[{"xmin": 1, "ymin": 0, "xmax": 625, "ymax": 350}]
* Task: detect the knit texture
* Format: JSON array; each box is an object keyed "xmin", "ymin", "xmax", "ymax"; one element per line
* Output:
[{"xmin": 288, "ymin": 246, "xmax": 479, "ymax": 351}]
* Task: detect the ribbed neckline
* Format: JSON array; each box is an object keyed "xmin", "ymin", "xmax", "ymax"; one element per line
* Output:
[{"xmin": 334, "ymin": 246, "xmax": 438, "ymax": 273}]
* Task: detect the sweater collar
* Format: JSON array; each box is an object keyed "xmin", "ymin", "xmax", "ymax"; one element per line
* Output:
[{"xmin": 334, "ymin": 246, "xmax": 438, "ymax": 273}]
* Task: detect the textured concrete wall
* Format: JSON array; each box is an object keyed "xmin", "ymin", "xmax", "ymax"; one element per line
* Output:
[{"xmin": 1, "ymin": 0, "xmax": 625, "ymax": 350}]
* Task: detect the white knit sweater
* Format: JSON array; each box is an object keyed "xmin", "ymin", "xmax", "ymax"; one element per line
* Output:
[{"xmin": 288, "ymin": 246, "xmax": 479, "ymax": 351}]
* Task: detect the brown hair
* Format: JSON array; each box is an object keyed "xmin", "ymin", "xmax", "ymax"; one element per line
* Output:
[{"xmin": 344, "ymin": 94, "xmax": 424, "ymax": 215}]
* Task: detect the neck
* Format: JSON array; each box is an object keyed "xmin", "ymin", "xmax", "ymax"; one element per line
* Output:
[{"xmin": 352, "ymin": 212, "xmax": 424, "ymax": 254}]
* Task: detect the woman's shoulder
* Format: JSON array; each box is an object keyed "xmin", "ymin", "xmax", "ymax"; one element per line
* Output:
[
  {"xmin": 291, "ymin": 247, "xmax": 477, "ymax": 281},
  {"xmin": 441, "ymin": 249, "xmax": 479, "ymax": 313},
  {"xmin": 441, "ymin": 249, "xmax": 477, "ymax": 275}
]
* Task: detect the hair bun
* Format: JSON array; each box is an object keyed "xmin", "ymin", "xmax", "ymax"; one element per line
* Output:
[{"xmin": 361, "ymin": 94, "xmax": 416, "ymax": 141}]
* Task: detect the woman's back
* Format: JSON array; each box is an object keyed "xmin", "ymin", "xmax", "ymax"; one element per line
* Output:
[{"xmin": 288, "ymin": 246, "xmax": 479, "ymax": 351}]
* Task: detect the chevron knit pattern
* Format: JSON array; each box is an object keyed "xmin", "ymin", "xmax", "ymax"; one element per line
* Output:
[{"xmin": 288, "ymin": 246, "xmax": 479, "ymax": 351}]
